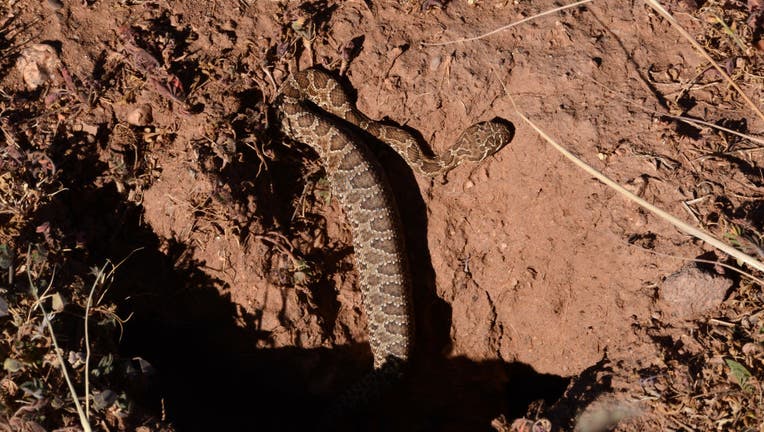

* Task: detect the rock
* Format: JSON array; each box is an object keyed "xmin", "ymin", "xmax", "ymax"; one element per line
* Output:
[
  {"xmin": 16, "ymin": 44, "xmax": 60, "ymax": 90},
  {"xmin": 659, "ymin": 266, "xmax": 732, "ymax": 320},
  {"xmin": 75, "ymin": 122, "xmax": 99, "ymax": 136},
  {"xmin": 45, "ymin": 0, "xmax": 64, "ymax": 10},
  {"xmin": 127, "ymin": 104, "xmax": 153, "ymax": 126}
]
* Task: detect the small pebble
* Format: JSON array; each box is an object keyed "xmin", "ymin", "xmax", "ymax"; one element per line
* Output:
[
  {"xmin": 429, "ymin": 55, "xmax": 442, "ymax": 71},
  {"xmin": 16, "ymin": 44, "xmax": 60, "ymax": 90},
  {"xmin": 127, "ymin": 104, "xmax": 153, "ymax": 126},
  {"xmin": 46, "ymin": 0, "xmax": 64, "ymax": 10}
]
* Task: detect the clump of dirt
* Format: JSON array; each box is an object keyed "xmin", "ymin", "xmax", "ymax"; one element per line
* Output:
[
  {"xmin": 658, "ymin": 265, "xmax": 732, "ymax": 319},
  {"xmin": 1, "ymin": 0, "xmax": 763, "ymax": 431}
]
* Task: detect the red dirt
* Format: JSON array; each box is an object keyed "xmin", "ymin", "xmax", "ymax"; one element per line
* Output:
[{"xmin": 3, "ymin": 0, "xmax": 762, "ymax": 430}]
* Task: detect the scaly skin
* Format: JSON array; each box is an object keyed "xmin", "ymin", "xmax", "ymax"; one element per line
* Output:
[{"xmin": 279, "ymin": 68, "xmax": 512, "ymax": 370}]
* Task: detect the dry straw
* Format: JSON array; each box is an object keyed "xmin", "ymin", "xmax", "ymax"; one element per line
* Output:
[
  {"xmin": 27, "ymin": 248, "xmax": 93, "ymax": 432},
  {"xmin": 465, "ymin": 0, "xmax": 764, "ymax": 274},
  {"xmin": 513, "ymin": 108, "xmax": 764, "ymax": 274},
  {"xmin": 642, "ymin": 0, "xmax": 764, "ymax": 124},
  {"xmin": 421, "ymin": 0, "xmax": 593, "ymax": 47}
]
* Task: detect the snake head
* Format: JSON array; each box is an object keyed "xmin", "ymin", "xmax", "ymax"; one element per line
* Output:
[{"xmin": 457, "ymin": 118, "xmax": 514, "ymax": 162}]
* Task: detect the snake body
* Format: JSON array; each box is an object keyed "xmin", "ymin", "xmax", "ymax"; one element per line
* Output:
[{"xmin": 278, "ymin": 68, "xmax": 512, "ymax": 370}]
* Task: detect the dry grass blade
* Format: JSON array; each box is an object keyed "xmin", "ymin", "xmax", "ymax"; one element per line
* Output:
[
  {"xmin": 664, "ymin": 114, "xmax": 764, "ymax": 147},
  {"xmin": 642, "ymin": 0, "xmax": 764, "ymax": 124},
  {"xmin": 421, "ymin": 0, "xmax": 592, "ymax": 47},
  {"xmin": 589, "ymin": 79, "xmax": 764, "ymax": 147},
  {"xmin": 512, "ymin": 106, "xmax": 764, "ymax": 274},
  {"xmin": 26, "ymin": 247, "xmax": 93, "ymax": 432},
  {"xmin": 85, "ymin": 249, "xmax": 141, "ymax": 417},
  {"xmin": 84, "ymin": 265, "xmax": 106, "ymax": 419},
  {"xmin": 627, "ymin": 242, "xmax": 764, "ymax": 285}
]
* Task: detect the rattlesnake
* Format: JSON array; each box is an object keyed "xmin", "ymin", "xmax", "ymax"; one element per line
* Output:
[{"xmin": 278, "ymin": 68, "xmax": 512, "ymax": 371}]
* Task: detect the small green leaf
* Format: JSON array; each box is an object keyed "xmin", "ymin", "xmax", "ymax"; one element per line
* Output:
[
  {"xmin": 50, "ymin": 293, "xmax": 65, "ymax": 312},
  {"xmin": 19, "ymin": 380, "xmax": 44, "ymax": 399},
  {"xmin": 51, "ymin": 397, "xmax": 65, "ymax": 409},
  {"xmin": 725, "ymin": 358, "xmax": 753, "ymax": 392},
  {"xmin": 293, "ymin": 271, "xmax": 308, "ymax": 284},
  {"xmin": 291, "ymin": 17, "xmax": 306, "ymax": 32},
  {"xmin": 3, "ymin": 358, "xmax": 24, "ymax": 372}
]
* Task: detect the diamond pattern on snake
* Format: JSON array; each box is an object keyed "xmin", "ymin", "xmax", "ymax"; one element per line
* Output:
[{"xmin": 278, "ymin": 68, "xmax": 512, "ymax": 373}]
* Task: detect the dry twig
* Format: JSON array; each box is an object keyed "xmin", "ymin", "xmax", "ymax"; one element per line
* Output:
[{"xmin": 421, "ymin": 0, "xmax": 592, "ymax": 47}]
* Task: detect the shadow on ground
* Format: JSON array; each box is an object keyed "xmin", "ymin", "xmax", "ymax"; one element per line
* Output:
[
  {"xmin": 113, "ymin": 118, "xmax": 572, "ymax": 431},
  {"xmin": 32, "ymin": 105, "xmax": 578, "ymax": 431}
]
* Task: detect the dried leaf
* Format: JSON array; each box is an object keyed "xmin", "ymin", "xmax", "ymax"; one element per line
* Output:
[
  {"xmin": 92, "ymin": 389, "xmax": 118, "ymax": 411},
  {"xmin": 16, "ymin": 43, "xmax": 61, "ymax": 90},
  {"xmin": 0, "ymin": 243, "xmax": 11, "ymax": 269},
  {"xmin": 51, "ymin": 292, "xmax": 65, "ymax": 312}
]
